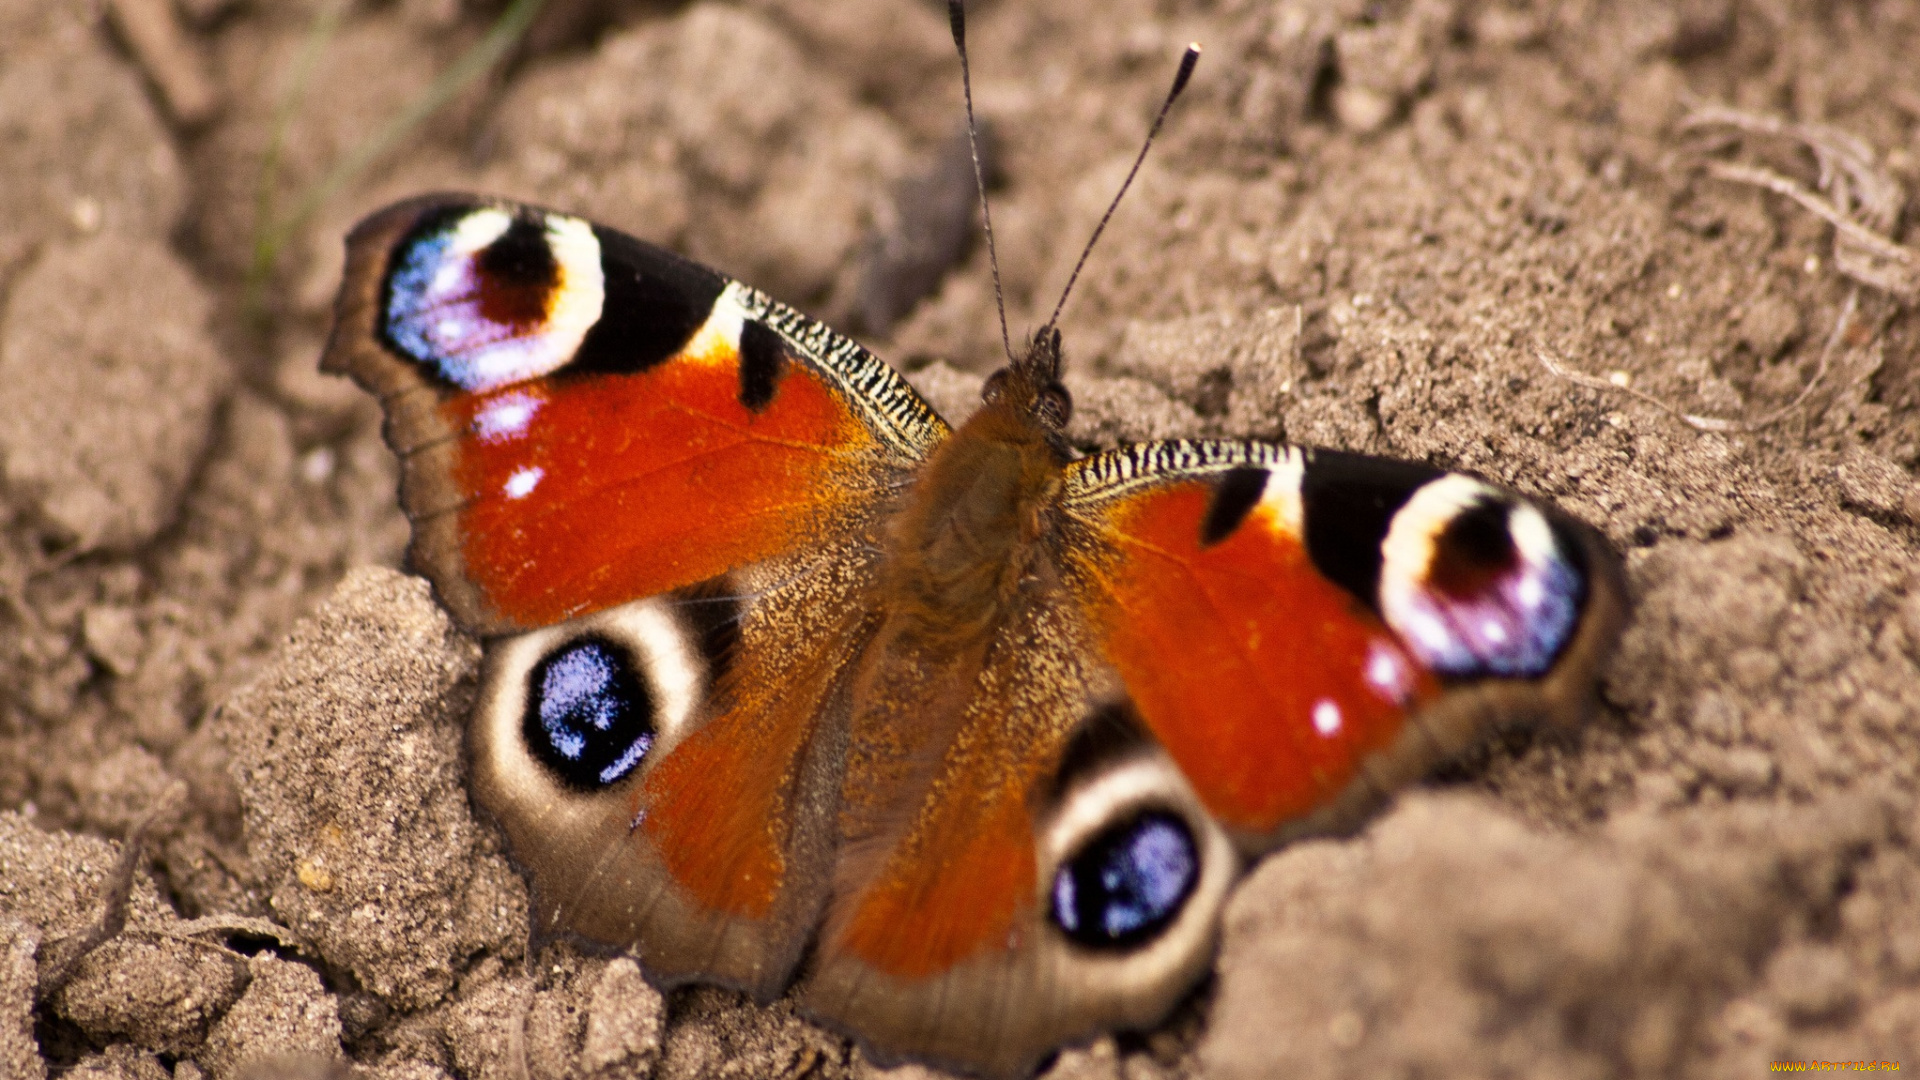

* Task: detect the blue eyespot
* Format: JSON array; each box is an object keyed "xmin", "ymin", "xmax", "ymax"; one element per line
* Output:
[
  {"xmin": 1380, "ymin": 479, "xmax": 1588, "ymax": 680},
  {"xmin": 381, "ymin": 207, "xmax": 605, "ymax": 391},
  {"xmin": 1417, "ymin": 503, "xmax": 1582, "ymax": 678},
  {"xmin": 523, "ymin": 636, "xmax": 655, "ymax": 790},
  {"xmin": 1051, "ymin": 811, "xmax": 1199, "ymax": 949}
]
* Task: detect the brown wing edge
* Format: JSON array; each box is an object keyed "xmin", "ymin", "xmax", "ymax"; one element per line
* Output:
[
  {"xmin": 320, "ymin": 193, "xmax": 514, "ymax": 634},
  {"xmin": 319, "ymin": 193, "xmax": 485, "ymax": 397}
]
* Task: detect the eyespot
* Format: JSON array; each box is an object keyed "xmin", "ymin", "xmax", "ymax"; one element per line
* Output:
[
  {"xmin": 1428, "ymin": 500, "xmax": 1518, "ymax": 594},
  {"xmin": 1379, "ymin": 475, "xmax": 1585, "ymax": 678},
  {"xmin": 523, "ymin": 635, "xmax": 657, "ymax": 790},
  {"xmin": 1050, "ymin": 810, "xmax": 1199, "ymax": 949},
  {"xmin": 381, "ymin": 206, "xmax": 605, "ymax": 392}
]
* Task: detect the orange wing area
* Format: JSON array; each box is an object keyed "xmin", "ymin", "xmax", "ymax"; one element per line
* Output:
[
  {"xmin": 822, "ymin": 646, "xmax": 1051, "ymax": 979},
  {"xmin": 1067, "ymin": 479, "xmax": 1441, "ymax": 836},
  {"xmin": 834, "ymin": 790, "xmax": 1036, "ymax": 978},
  {"xmin": 636, "ymin": 602, "xmax": 865, "ymax": 921},
  {"xmin": 814, "ymin": 594, "xmax": 1096, "ymax": 981},
  {"xmin": 441, "ymin": 350, "xmax": 875, "ymax": 629},
  {"xmin": 637, "ymin": 706, "xmax": 803, "ymax": 921}
]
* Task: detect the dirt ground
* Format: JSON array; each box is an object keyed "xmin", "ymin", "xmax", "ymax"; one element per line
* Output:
[{"xmin": 2, "ymin": 0, "xmax": 1919, "ymax": 1076}]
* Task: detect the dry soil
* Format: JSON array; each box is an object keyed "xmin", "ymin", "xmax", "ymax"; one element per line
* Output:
[{"xmin": 2, "ymin": 0, "xmax": 1919, "ymax": 1078}]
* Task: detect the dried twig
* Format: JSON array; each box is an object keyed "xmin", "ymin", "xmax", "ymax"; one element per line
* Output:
[
  {"xmin": 1539, "ymin": 287, "xmax": 1860, "ymax": 433},
  {"xmin": 34, "ymin": 788, "xmax": 182, "ymax": 1000},
  {"xmin": 1568, "ymin": 105, "xmax": 1912, "ymax": 430},
  {"xmin": 1681, "ymin": 106, "xmax": 1899, "ymax": 227},
  {"xmin": 235, "ymin": 1056, "xmax": 353, "ymax": 1080},
  {"xmin": 170, "ymin": 914, "xmax": 309, "ymax": 951},
  {"xmin": 1682, "ymin": 105, "xmax": 1918, "ymax": 299},
  {"xmin": 106, "ymin": 0, "xmax": 219, "ymax": 126},
  {"xmin": 1704, "ymin": 162, "xmax": 1920, "ymax": 297},
  {"xmin": 507, "ymin": 986, "xmax": 533, "ymax": 1080}
]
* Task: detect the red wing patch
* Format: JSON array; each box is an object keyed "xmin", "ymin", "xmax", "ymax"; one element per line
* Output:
[
  {"xmin": 1065, "ymin": 470, "xmax": 1441, "ymax": 836},
  {"xmin": 639, "ymin": 682, "xmax": 815, "ymax": 920},
  {"xmin": 832, "ymin": 790, "xmax": 1036, "ymax": 978},
  {"xmin": 443, "ymin": 349, "xmax": 877, "ymax": 628}
]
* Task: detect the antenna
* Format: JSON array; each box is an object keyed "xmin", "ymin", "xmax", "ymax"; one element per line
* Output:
[
  {"xmin": 1044, "ymin": 43, "xmax": 1201, "ymax": 333},
  {"xmin": 948, "ymin": 0, "xmax": 1015, "ymax": 364}
]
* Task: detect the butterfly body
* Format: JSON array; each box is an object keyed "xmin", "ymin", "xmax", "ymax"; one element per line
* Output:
[
  {"xmin": 324, "ymin": 194, "xmax": 1625, "ymax": 1078},
  {"xmin": 878, "ymin": 364, "xmax": 1065, "ymax": 643}
]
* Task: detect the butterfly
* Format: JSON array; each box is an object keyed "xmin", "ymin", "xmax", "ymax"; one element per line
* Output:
[{"xmin": 320, "ymin": 38, "xmax": 1624, "ymax": 1080}]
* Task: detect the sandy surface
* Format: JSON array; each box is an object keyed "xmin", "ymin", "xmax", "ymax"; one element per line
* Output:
[{"xmin": 2, "ymin": 0, "xmax": 1919, "ymax": 1076}]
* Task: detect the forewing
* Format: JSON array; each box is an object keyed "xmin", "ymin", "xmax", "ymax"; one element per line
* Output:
[
  {"xmin": 322, "ymin": 194, "xmax": 945, "ymax": 635},
  {"xmin": 1056, "ymin": 441, "xmax": 1626, "ymax": 850}
]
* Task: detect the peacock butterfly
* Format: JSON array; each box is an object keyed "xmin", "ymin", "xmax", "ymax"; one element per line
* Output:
[{"xmin": 320, "ymin": 15, "xmax": 1625, "ymax": 1077}]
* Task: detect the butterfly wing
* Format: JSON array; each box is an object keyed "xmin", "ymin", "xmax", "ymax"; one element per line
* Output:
[
  {"xmin": 793, "ymin": 438, "xmax": 1621, "ymax": 1078},
  {"xmin": 466, "ymin": 549, "xmax": 877, "ymax": 997},
  {"xmin": 322, "ymin": 195, "xmax": 945, "ymax": 997},
  {"xmin": 1055, "ymin": 440, "xmax": 1627, "ymax": 850},
  {"xmin": 324, "ymin": 194, "xmax": 945, "ymax": 635},
  {"xmin": 801, "ymin": 584, "xmax": 1238, "ymax": 1079}
]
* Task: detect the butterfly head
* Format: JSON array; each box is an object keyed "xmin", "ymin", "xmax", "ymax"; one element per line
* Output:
[
  {"xmin": 979, "ymin": 325, "xmax": 1073, "ymax": 435},
  {"xmin": 949, "ymin": 0, "xmax": 1195, "ymax": 451}
]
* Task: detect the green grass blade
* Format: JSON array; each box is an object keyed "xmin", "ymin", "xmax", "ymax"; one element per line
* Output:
[{"xmin": 247, "ymin": 0, "xmax": 550, "ymax": 309}]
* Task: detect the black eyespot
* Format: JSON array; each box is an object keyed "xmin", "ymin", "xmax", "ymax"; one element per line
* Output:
[
  {"xmin": 1051, "ymin": 810, "xmax": 1199, "ymax": 949},
  {"xmin": 1200, "ymin": 466, "xmax": 1269, "ymax": 547},
  {"xmin": 1046, "ymin": 705, "xmax": 1148, "ymax": 803},
  {"xmin": 523, "ymin": 636, "xmax": 657, "ymax": 790},
  {"xmin": 475, "ymin": 214, "xmax": 560, "ymax": 301},
  {"xmin": 568, "ymin": 225, "xmax": 727, "ymax": 378},
  {"xmin": 1441, "ymin": 499, "xmax": 1516, "ymax": 560},
  {"xmin": 1428, "ymin": 498, "xmax": 1518, "ymax": 598},
  {"xmin": 738, "ymin": 320, "xmax": 790, "ymax": 412},
  {"xmin": 672, "ymin": 578, "xmax": 744, "ymax": 690}
]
